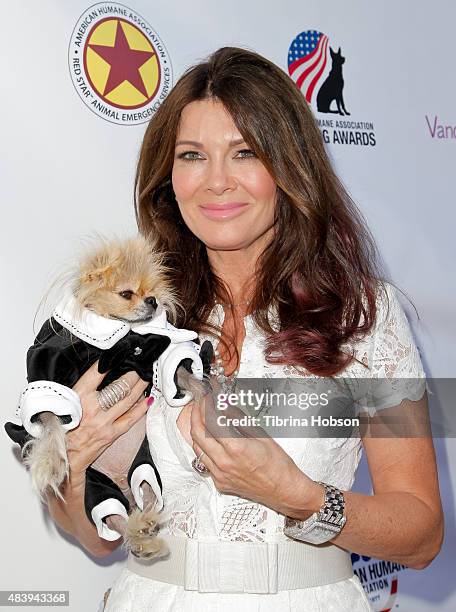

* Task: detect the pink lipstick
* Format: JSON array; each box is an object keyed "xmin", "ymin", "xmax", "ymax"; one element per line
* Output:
[{"xmin": 199, "ymin": 202, "xmax": 249, "ymax": 220}]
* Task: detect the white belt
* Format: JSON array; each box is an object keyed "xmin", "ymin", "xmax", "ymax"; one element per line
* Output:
[{"xmin": 127, "ymin": 535, "xmax": 354, "ymax": 594}]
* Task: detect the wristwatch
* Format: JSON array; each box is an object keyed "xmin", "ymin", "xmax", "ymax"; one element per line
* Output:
[{"xmin": 284, "ymin": 481, "xmax": 347, "ymax": 544}]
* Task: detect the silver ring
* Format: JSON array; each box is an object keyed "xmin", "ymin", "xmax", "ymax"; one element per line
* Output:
[
  {"xmin": 97, "ymin": 378, "xmax": 131, "ymax": 411},
  {"xmin": 191, "ymin": 450, "xmax": 210, "ymax": 475}
]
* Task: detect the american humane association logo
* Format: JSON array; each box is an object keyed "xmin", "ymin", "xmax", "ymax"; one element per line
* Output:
[
  {"xmin": 68, "ymin": 2, "xmax": 172, "ymax": 125},
  {"xmin": 287, "ymin": 30, "xmax": 376, "ymax": 147},
  {"xmin": 351, "ymin": 552, "xmax": 409, "ymax": 611}
]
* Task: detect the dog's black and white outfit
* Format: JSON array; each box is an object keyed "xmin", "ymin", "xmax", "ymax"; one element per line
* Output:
[{"xmin": 4, "ymin": 291, "xmax": 213, "ymax": 540}]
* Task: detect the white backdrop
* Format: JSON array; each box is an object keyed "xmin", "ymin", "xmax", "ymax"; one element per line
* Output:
[{"xmin": 1, "ymin": 1, "xmax": 455, "ymax": 610}]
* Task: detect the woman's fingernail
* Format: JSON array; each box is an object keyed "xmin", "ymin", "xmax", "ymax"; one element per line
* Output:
[{"xmin": 147, "ymin": 396, "xmax": 155, "ymax": 407}]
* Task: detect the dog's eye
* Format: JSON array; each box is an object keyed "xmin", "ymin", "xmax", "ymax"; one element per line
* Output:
[{"xmin": 119, "ymin": 290, "xmax": 134, "ymax": 300}]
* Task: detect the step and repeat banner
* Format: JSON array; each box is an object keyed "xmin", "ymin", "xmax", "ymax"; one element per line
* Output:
[{"xmin": 1, "ymin": 1, "xmax": 455, "ymax": 610}]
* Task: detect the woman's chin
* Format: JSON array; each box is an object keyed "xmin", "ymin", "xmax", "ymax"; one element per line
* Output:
[{"xmin": 203, "ymin": 235, "xmax": 250, "ymax": 251}]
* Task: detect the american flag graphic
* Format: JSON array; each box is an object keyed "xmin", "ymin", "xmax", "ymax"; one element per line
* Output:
[{"xmin": 288, "ymin": 30, "xmax": 329, "ymax": 103}]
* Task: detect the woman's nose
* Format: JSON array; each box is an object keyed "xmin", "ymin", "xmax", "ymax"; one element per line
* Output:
[{"xmin": 204, "ymin": 160, "xmax": 236, "ymax": 194}]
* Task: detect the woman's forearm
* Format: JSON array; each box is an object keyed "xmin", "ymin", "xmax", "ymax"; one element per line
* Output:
[
  {"xmin": 331, "ymin": 490, "xmax": 443, "ymax": 569},
  {"xmin": 45, "ymin": 471, "xmax": 121, "ymax": 558},
  {"xmin": 286, "ymin": 483, "xmax": 443, "ymax": 570}
]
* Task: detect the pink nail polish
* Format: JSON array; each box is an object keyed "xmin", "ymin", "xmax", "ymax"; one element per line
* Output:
[{"xmin": 147, "ymin": 396, "xmax": 155, "ymax": 407}]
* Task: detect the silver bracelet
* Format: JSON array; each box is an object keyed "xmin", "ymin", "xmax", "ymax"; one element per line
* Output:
[{"xmin": 283, "ymin": 481, "xmax": 347, "ymax": 544}]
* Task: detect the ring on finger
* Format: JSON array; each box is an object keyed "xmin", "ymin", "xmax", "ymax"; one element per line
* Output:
[
  {"xmin": 191, "ymin": 450, "xmax": 210, "ymax": 475},
  {"xmin": 96, "ymin": 378, "xmax": 131, "ymax": 411}
]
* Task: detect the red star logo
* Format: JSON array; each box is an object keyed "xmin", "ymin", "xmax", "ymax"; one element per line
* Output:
[{"xmin": 88, "ymin": 20, "xmax": 154, "ymax": 98}]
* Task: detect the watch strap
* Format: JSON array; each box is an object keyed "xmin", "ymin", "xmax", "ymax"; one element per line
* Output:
[
  {"xmin": 284, "ymin": 481, "xmax": 347, "ymax": 544},
  {"xmin": 316, "ymin": 481, "xmax": 346, "ymax": 527}
]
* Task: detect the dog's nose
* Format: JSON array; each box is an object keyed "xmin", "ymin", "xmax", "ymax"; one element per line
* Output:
[{"xmin": 144, "ymin": 296, "xmax": 157, "ymax": 308}]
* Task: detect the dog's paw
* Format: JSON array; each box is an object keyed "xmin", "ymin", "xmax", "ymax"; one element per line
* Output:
[
  {"xmin": 23, "ymin": 436, "xmax": 69, "ymax": 501},
  {"xmin": 124, "ymin": 507, "xmax": 169, "ymax": 560}
]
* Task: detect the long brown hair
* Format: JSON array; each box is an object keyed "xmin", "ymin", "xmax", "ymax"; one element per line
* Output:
[{"xmin": 135, "ymin": 46, "xmax": 391, "ymax": 376}]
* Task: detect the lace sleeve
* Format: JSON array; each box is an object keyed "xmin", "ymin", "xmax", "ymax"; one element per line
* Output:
[{"xmin": 357, "ymin": 282, "xmax": 427, "ymax": 415}]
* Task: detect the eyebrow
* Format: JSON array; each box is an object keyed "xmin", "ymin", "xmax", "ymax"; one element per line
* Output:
[{"xmin": 175, "ymin": 138, "xmax": 246, "ymax": 148}]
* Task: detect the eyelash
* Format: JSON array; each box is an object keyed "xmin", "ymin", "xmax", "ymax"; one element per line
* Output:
[{"xmin": 177, "ymin": 149, "xmax": 256, "ymax": 162}]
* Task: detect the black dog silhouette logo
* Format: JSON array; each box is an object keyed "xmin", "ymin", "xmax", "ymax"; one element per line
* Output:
[
  {"xmin": 288, "ymin": 31, "xmax": 350, "ymax": 116},
  {"xmin": 316, "ymin": 47, "xmax": 350, "ymax": 116},
  {"xmin": 288, "ymin": 29, "xmax": 376, "ymax": 146}
]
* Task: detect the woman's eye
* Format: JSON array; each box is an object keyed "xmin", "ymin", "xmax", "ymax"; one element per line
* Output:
[
  {"xmin": 177, "ymin": 149, "xmax": 256, "ymax": 162},
  {"xmin": 178, "ymin": 151, "xmax": 201, "ymax": 162},
  {"xmin": 119, "ymin": 290, "xmax": 134, "ymax": 300},
  {"xmin": 236, "ymin": 148, "xmax": 256, "ymax": 159}
]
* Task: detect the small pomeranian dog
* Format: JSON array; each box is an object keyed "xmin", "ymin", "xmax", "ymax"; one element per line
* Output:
[{"xmin": 5, "ymin": 233, "xmax": 212, "ymax": 559}]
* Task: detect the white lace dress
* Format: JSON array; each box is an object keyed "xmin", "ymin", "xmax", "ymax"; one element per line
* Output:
[{"xmin": 103, "ymin": 281, "xmax": 427, "ymax": 611}]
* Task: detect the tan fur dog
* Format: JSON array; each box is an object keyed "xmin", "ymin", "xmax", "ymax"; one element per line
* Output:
[{"xmin": 6, "ymin": 234, "xmax": 211, "ymax": 559}]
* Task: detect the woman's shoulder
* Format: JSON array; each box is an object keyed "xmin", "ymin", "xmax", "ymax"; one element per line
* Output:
[
  {"xmin": 355, "ymin": 279, "xmax": 406, "ymax": 338},
  {"xmin": 364, "ymin": 279, "xmax": 426, "ymax": 378},
  {"xmin": 368, "ymin": 279, "xmax": 417, "ymax": 343},
  {"xmin": 372, "ymin": 278, "xmax": 400, "ymax": 321}
]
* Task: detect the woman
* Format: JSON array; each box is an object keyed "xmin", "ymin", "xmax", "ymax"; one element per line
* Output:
[{"xmin": 47, "ymin": 47, "xmax": 443, "ymax": 611}]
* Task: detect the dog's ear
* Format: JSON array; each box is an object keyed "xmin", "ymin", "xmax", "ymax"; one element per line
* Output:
[
  {"xmin": 82, "ymin": 264, "xmax": 116, "ymax": 283},
  {"xmin": 80, "ymin": 248, "xmax": 122, "ymax": 284},
  {"xmin": 80, "ymin": 253, "xmax": 122, "ymax": 282}
]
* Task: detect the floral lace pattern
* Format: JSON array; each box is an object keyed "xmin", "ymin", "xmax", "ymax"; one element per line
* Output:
[
  {"xmin": 165, "ymin": 486, "xmax": 198, "ymax": 538},
  {"xmin": 218, "ymin": 500, "xmax": 268, "ymax": 541}
]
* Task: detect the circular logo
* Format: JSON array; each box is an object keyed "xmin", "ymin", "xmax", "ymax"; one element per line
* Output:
[{"xmin": 69, "ymin": 3, "xmax": 172, "ymax": 125}]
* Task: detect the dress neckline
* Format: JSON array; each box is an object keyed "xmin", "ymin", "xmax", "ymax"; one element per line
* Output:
[
  {"xmin": 203, "ymin": 303, "xmax": 251, "ymax": 378},
  {"xmin": 210, "ymin": 302, "xmax": 252, "ymax": 325},
  {"xmin": 209, "ymin": 301, "xmax": 279, "ymax": 330}
]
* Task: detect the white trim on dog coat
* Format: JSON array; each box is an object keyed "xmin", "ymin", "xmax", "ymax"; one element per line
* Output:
[
  {"xmin": 129, "ymin": 463, "xmax": 164, "ymax": 512},
  {"xmin": 53, "ymin": 291, "xmax": 130, "ymax": 350},
  {"xmin": 152, "ymin": 340, "xmax": 204, "ymax": 407},
  {"xmin": 19, "ymin": 381, "xmax": 82, "ymax": 438},
  {"xmin": 52, "ymin": 291, "xmax": 198, "ymax": 348},
  {"xmin": 91, "ymin": 499, "xmax": 129, "ymax": 541}
]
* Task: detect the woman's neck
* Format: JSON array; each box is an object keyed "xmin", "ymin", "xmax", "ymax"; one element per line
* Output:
[{"xmin": 205, "ymin": 229, "xmax": 273, "ymax": 302}]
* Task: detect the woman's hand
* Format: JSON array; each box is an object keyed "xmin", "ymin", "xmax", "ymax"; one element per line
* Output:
[
  {"xmin": 67, "ymin": 361, "xmax": 151, "ymax": 480},
  {"xmin": 186, "ymin": 381, "xmax": 324, "ymax": 517}
]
